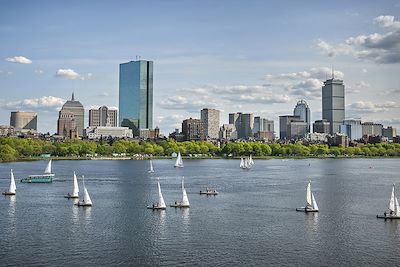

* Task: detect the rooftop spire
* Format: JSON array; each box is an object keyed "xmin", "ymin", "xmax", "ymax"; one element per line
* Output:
[
  {"xmin": 332, "ymin": 66, "xmax": 335, "ymax": 79},
  {"xmin": 72, "ymin": 92, "xmax": 75, "ymax": 101}
]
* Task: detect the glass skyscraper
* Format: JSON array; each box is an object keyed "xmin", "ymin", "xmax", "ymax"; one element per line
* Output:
[
  {"xmin": 119, "ymin": 60, "xmax": 153, "ymax": 130},
  {"xmin": 293, "ymin": 100, "xmax": 311, "ymax": 133}
]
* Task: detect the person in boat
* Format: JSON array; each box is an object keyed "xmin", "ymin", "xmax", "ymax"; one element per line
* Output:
[
  {"xmin": 67, "ymin": 193, "xmax": 71, "ymax": 197},
  {"xmin": 175, "ymin": 201, "xmax": 177, "ymax": 205},
  {"xmin": 390, "ymin": 211, "xmax": 393, "ymax": 215},
  {"xmin": 384, "ymin": 212, "xmax": 387, "ymax": 217}
]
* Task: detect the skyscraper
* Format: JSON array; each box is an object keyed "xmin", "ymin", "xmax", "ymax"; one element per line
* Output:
[
  {"xmin": 182, "ymin": 118, "xmax": 205, "ymax": 141},
  {"xmin": 293, "ymin": 100, "xmax": 310, "ymax": 133},
  {"xmin": 229, "ymin": 112, "xmax": 253, "ymax": 139},
  {"xmin": 119, "ymin": 60, "xmax": 153, "ymax": 130},
  {"xmin": 57, "ymin": 93, "xmax": 84, "ymax": 138},
  {"xmin": 200, "ymin": 108, "xmax": 220, "ymax": 139},
  {"xmin": 322, "ymin": 77, "xmax": 345, "ymax": 135},
  {"xmin": 89, "ymin": 106, "xmax": 117, "ymax": 127}
]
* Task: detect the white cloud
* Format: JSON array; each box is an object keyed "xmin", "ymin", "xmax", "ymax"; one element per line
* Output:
[
  {"xmin": 5, "ymin": 56, "xmax": 32, "ymax": 64},
  {"xmin": 348, "ymin": 101, "xmax": 398, "ymax": 113},
  {"xmin": 55, "ymin": 69, "xmax": 93, "ymax": 80},
  {"xmin": 317, "ymin": 15, "xmax": 400, "ymax": 64},
  {"xmin": 0, "ymin": 96, "xmax": 65, "ymax": 111}
]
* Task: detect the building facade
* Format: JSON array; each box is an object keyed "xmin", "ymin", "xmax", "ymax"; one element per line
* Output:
[
  {"xmin": 313, "ymin": 119, "xmax": 330, "ymax": 134},
  {"xmin": 200, "ymin": 108, "xmax": 220, "ymax": 139},
  {"xmin": 182, "ymin": 118, "xmax": 205, "ymax": 141},
  {"xmin": 89, "ymin": 106, "xmax": 118, "ymax": 127},
  {"xmin": 84, "ymin": 126, "xmax": 133, "ymax": 139},
  {"xmin": 322, "ymin": 78, "xmax": 345, "ymax": 134},
  {"xmin": 293, "ymin": 100, "xmax": 311, "ymax": 133},
  {"xmin": 279, "ymin": 115, "xmax": 301, "ymax": 139},
  {"xmin": 10, "ymin": 111, "xmax": 37, "ymax": 131},
  {"xmin": 57, "ymin": 93, "xmax": 84, "ymax": 138},
  {"xmin": 229, "ymin": 112, "xmax": 253, "ymax": 139},
  {"xmin": 382, "ymin": 126, "xmax": 397, "ymax": 140},
  {"xmin": 287, "ymin": 121, "xmax": 308, "ymax": 140},
  {"xmin": 362, "ymin": 122, "xmax": 383, "ymax": 137},
  {"xmin": 340, "ymin": 119, "xmax": 362, "ymax": 140},
  {"xmin": 219, "ymin": 124, "xmax": 237, "ymax": 140},
  {"xmin": 119, "ymin": 60, "xmax": 153, "ymax": 130}
]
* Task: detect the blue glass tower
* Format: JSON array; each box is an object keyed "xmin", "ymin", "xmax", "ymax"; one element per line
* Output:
[{"xmin": 119, "ymin": 60, "xmax": 153, "ymax": 130}]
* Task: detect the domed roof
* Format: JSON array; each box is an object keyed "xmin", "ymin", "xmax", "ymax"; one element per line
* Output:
[{"xmin": 62, "ymin": 93, "xmax": 84, "ymax": 108}]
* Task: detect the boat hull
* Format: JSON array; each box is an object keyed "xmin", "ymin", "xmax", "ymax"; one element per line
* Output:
[
  {"xmin": 200, "ymin": 191, "xmax": 218, "ymax": 195},
  {"xmin": 170, "ymin": 203, "xmax": 190, "ymax": 208},
  {"xmin": 21, "ymin": 174, "xmax": 54, "ymax": 183},
  {"xmin": 296, "ymin": 207, "xmax": 319, "ymax": 212},
  {"xmin": 377, "ymin": 215, "xmax": 400, "ymax": 219},
  {"xmin": 2, "ymin": 191, "xmax": 16, "ymax": 196},
  {"xmin": 75, "ymin": 202, "xmax": 92, "ymax": 207},
  {"xmin": 64, "ymin": 195, "xmax": 79, "ymax": 199},
  {"xmin": 147, "ymin": 206, "xmax": 166, "ymax": 210}
]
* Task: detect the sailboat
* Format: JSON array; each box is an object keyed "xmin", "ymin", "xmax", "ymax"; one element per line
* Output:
[
  {"xmin": 171, "ymin": 177, "xmax": 190, "ymax": 208},
  {"xmin": 148, "ymin": 160, "xmax": 155, "ymax": 173},
  {"xmin": 21, "ymin": 160, "xmax": 54, "ymax": 183},
  {"xmin": 174, "ymin": 152, "xmax": 184, "ymax": 168},
  {"xmin": 147, "ymin": 178, "xmax": 167, "ymax": 210},
  {"xmin": 377, "ymin": 184, "xmax": 400, "ymax": 219},
  {"xmin": 249, "ymin": 155, "xmax": 254, "ymax": 165},
  {"xmin": 240, "ymin": 156, "xmax": 253, "ymax": 169},
  {"xmin": 75, "ymin": 175, "xmax": 93, "ymax": 207},
  {"xmin": 64, "ymin": 171, "xmax": 79, "ymax": 199},
  {"xmin": 296, "ymin": 181, "xmax": 319, "ymax": 212},
  {"xmin": 239, "ymin": 158, "xmax": 244, "ymax": 168},
  {"xmin": 2, "ymin": 169, "xmax": 16, "ymax": 195}
]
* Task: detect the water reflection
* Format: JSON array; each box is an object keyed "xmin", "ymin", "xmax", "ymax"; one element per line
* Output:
[
  {"xmin": 83, "ymin": 206, "xmax": 92, "ymax": 222},
  {"xmin": 385, "ymin": 219, "xmax": 400, "ymax": 237},
  {"xmin": 305, "ymin": 212, "xmax": 319, "ymax": 232},
  {"xmin": 71, "ymin": 200, "xmax": 79, "ymax": 224},
  {"xmin": 6, "ymin": 195, "xmax": 16, "ymax": 238}
]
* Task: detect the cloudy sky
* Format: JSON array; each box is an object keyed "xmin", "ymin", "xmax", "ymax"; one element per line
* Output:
[{"xmin": 1, "ymin": 0, "xmax": 399, "ymax": 134}]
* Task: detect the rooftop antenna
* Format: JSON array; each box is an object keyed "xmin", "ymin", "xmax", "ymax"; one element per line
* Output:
[
  {"xmin": 72, "ymin": 92, "xmax": 75, "ymax": 101},
  {"xmin": 332, "ymin": 65, "xmax": 335, "ymax": 79}
]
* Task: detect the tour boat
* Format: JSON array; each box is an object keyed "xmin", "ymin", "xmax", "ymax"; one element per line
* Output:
[
  {"xmin": 377, "ymin": 184, "xmax": 400, "ymax": 219},
  {"xmin": 75, "ymin": 175, "xmax": 93, "ymax": 207},
  {"xmin": 174, "ymin": 152, "xmax": 184, "ymax": 168},
  {"xmin": 2, "ymin": 169, "xmax": 16, "ymax": 196},
  {"xmin": 296, "ymin": 181, "xmax": 319, "ymax": 212},
  {"xmin": 148, "ymin": 160, "xmax": 155, "ymax": 173},
  {"xmin": 21, "ymin": 160, "xmax": 54, "ymax": 183},
  {"xmin": 170, "ymin": 177, "xmax": 190, "ymax": 208},
  {"xmin": 64, "ymin": 171, "xmax": 79, "ymax": 199},
  {"xmin": 147, "ymin": 178, "xmax": 167, "ymax": 210},
  {"xmin": 200, "ymin": 187, "xmax": 218, "ymax": 195}
]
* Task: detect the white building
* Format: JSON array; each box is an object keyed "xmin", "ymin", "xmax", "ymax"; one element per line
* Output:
[
  {"xmin": 340, "ymin": 119, "xmax": 362, "ymax": 140},
  {"xmin": 201, "ymin": 108, "xmax": 220, "ymax": 139},
  {"xmin": 84, "ymin": 126, "xmax": 133, "ymax": 139}
]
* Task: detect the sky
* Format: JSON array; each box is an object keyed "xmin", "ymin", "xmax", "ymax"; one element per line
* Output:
[{"xmin": 0, "ymin": 0, "xmax": 399, "ymax": 135}]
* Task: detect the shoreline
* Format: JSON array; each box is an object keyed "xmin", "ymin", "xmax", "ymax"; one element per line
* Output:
[{"xmin": 1, "ymin": 155, "xmax": 399, "ymax": 163}]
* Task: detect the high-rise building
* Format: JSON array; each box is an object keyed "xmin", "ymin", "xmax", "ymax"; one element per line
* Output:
[
  {"xmin": 293, "ymin": 100, "xmax": 311, "ymax": 133},
  {"xmin": 182, "ymin": 118, "xmax": 205, "ymax": 141},
  {"xmin": 340, "ymin": 119, "xmax": 362, "ymax": 140},
  {"xmin": 287, "ymin": 121, "xmax": 308, "ymax": 140},
  {"xmin": 119, "ymin": 60, "xmax": 153, "ymax": 130},
  {"xmin": 322, "ymin": 77, "xmax": 345, "ymax": 134},
  {"xmin": 89, "ymin": 106, "xmax": 118, "ymax": 127},
  {"xmin": 313, "ymin": 119, "xmax": 330, "ymax": 134},
  {"xmin": 219, "ymin": 124, "xmax": 237, "ymax": 140},
  {"xmin": 229, "ymin": 112, "xmax": 253, "ymax": 139},
  {"xmin": 362, "ymin": 122, "xmax": 383, "ymax": 137},
  {"xmin": 382, "ymin": 126, "xmax": 397, "ymax": 140},
  {"xmin": 201, "ymin": 108, "xmax": 220, "ymax": 139},
  {"xmin": 10, "ymin": 111, "xmax": 37, "ymax": 131},
  {"xmin": 279, "ymin": 115, "xmax": 301, "ymax": 139},
  {"xmin": 253, "ymin": 116, "xmax": 274, "ymax": 133},
  {"xmin": 57, "ymin": 93, "xmax": 84, "ymax": 138}
]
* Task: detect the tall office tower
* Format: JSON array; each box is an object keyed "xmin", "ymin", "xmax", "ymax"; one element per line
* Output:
[
  {"xmin": 340, "ymin": 119, "xmax": 362, "ymax": 140},
  {"xmin": 10, "ymin": 111, "xmax": 37, "ymax": 131},
  {"xmin": 57, "ymin": 93, "xmax": 84, "ymax": 137},
  {"xmin": 322, "ymin": 77, "xmax": 345, "ymax": 134},
  {"xmin": 182, "ymin": 118, "xmax": 205, "ymax": 141},
  {"xmin": 293, "ymin": 100, "xmax": 311, "ymax": 133},
  {"xmin": 89, "ymin": 106, "xmax": 118, "ymax": 127},
  {"xmin": 229, "ymin": 112, "xmax": 254, "ymax": 139},
  {"xmin": 200, "ymin": 108, "xmax": 220, "ymax": 139},
  {"xmin": 119, "ymin": 60, "xmax": 153, "ymax": 132}
]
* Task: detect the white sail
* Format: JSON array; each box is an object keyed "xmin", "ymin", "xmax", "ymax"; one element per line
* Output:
[
  {"xmin": 249, "ymin": 155, "xmax": 254, "ymax": 165},
  {"xmin": 72, "ymin": 171, "xmax": 79, "ymax": 197},
  {"xmin": 181, "ymin": 177, "xmax": 190, "ymax": 206},
  {"xmin": 82, "ymin": 176, "xmax": 92, "ymax": 205},
  {"xmin": 174, "ymin": 152, "xmax": 184, "ymax": 168},
  {"xmin": 8, "ymin": 169, "xmax": 16, "ymax": 194},
  {"xmin": 396, "ymin": 197, "xmax": 400, "ymax": 216},
  {"xmin": 312, "ymin": 193, "xmax": 319, "ymax": 211},
  {"xmin": 240, "ymin": 158, "xmax": 244, "ymax": 168},
  {"xmin": 389, "ymin": 184, "xmax": 395, "ymax": 212},
  {"xmin": 157, "ymin": 180, "xmax": 166, "ymax": 208},
  {"xmin": 306, "ymin": 181, "xmax": 312, "ymax": 207},
  {"xmin": 44, "ymin": 160, "xmax": 52, "ymax": 174},
  {"xmin": 149, "ymin": 160, "xmax": 154, "ymax": 173}
]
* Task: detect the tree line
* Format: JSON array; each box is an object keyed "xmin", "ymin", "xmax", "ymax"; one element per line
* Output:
[{"xmin": 0, "ymin": 137, "xmax": 399, "ymax": 162}]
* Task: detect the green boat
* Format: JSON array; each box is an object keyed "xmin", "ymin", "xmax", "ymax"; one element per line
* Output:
[{"xmin": 21, "ymin": 160, "xmax": 54, "ymax": 183}]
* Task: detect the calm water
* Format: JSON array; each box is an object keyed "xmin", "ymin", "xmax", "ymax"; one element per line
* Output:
[{"xmin": 0, "ymin": 158, "xmax": 399, "ymax": 266}]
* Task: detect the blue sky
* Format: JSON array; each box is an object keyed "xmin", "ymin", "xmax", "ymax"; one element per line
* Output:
[{"xmin": 1, "ymin": 0, "xmax": 399, "ymax": 134}]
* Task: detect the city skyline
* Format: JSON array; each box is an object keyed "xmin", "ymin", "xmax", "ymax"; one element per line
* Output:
[{"xmin": 0, "ymin": 1, "xmax": 399, "ymax": 134}]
